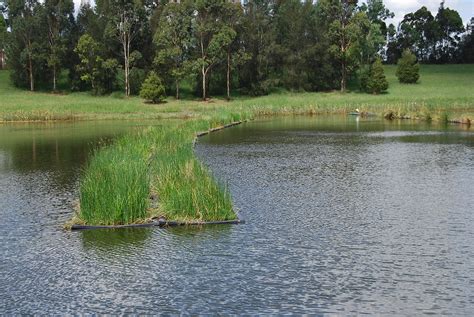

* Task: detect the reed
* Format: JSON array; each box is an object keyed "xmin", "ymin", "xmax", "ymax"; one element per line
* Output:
[
  {"xmin": 76, "ymin": 121, "xmax": 237, "ymax": 225},
  {"xmin": 79, "ymin": 133, "xmax": 151, "ymax": 225}
]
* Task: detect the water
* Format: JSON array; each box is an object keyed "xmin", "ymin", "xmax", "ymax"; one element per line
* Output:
[{"xmin": 1, "ymin": 117, "xmax": 473, "ymax": 314}]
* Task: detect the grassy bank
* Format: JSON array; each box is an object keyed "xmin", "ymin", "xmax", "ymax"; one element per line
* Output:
[
  {"xmin": 1, "ymin": 65, "xmax": 474, "ymax": 123},
  {"xmin": 2, "ymin": 65, "xmax": 473, "ymax": 226}
]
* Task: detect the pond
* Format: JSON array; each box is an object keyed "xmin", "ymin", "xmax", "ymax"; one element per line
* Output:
[{"xmin": 1, "ymin": 117, "xmax": 473, "ymax": 314}]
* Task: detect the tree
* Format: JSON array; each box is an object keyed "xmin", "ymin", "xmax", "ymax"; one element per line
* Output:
[
  {"xmin": 44, "ymin": 0, "xmax": 74, "ymax": 91},
  {"xmin": 106, "ymin": 0, "xmax": 147, "ymax": 97},
  {"xmin": 459, "ymin": 18, "xmax": 474, "ymax": 63},
  {"xmin": 222, "ymin": 1, "xmax": 247, "ymax": 99},
  {"xmin": 398, "ymin": 7, "xmax": 437, "ymax": 62},
  {"xmin": 351, "ymin": 11, "xmax": 384, "ymax": 73},
  {"xmin": 359, "ymin": 0, "xmax": 394, "ymax": 36},
  {"xmin": 8, "ymin": 0, "xmax": 47, "ymax": 91},
  {"xmin": 272, "ymin": 0, "xmax": 316, "ymax": 91},
  {"xmin": 0, "ymin": 14, "xmax": 7, "ymax": 69},
  {"xmin": 366, "ymin": 57, "xmax": 388, "ymax": 94},
  {"xmin": 75, "ymin": 33, "xmax": 118, "ymax": 94},
  {"xmin": 140, "ymin": 71, "xmax": 165, "ymax": 103},
  {"xmin": 154, "ymin": 0, "xmax": 194, "ymax": 99},
  {"xmin": 194, "ymin": 0, "xmax": 235, "ymax": 100},
  {"xmin": 396, "ymin": 49, "xmax": 419, "ymax": 84},
  {"xmin": 239, "ymin": 0, "xmax": 276, "ymax": 95},
  {"xmin": 435, "ymin": 1, "xmax": 464, "ymax": 62},
  {"xmin": 320, "ymin": 0, "xmax": 361, "ymax": 92},
  {"xmin": 385, "ymin": 23, "xmax": 399, "ymax": 63}
]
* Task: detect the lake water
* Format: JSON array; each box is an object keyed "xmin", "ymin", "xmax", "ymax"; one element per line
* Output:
[{"xmin": 1, "ymin": 117, "xmax": 473, "ymax": 314}]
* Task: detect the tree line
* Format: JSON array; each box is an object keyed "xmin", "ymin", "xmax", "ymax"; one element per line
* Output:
[{"xmin": 0, "ymin": 0, "xmax": 472, "ymax": 99}]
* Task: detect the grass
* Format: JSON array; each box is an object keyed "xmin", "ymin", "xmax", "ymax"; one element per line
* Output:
[
  {"xmin": 76, "ymin": 122, "xmax": 237, "ymax": 225},
  {"xmin": 1, "ymin": 65, "xmax": 473, "ymax": 123},
  {"xmin": 79, "ymin": 133, "xmax": 151, "ymax": 225},
  {"xmin": 2, "ymin": 65, "xmax": 473, "ymax": 226}
]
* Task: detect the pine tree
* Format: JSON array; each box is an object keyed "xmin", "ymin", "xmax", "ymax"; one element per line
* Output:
[
  {"xmin": 396, "ymin": 49, "xmax": 420, "ymax": 83},
  {"xmin": 140, "ymin": 71, "xmax": 166, "ymax": 103},
  {"xmin": 367, "ymin": 57, "xmax": 388, "ymax": 94}
]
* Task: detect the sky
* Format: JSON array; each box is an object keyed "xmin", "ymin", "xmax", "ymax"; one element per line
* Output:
[{"xmin": 72, "ymin": 0, "xmax": 473, "ymax": 27}]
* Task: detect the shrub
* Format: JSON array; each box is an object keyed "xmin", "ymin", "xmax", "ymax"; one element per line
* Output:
[
  {"xmin": 367, "ymin": 58, "xmax": 389, "ymax": 94},
  {"xmin": 396, "ymin": 49, "xmax": 420, "ymax": 84},
  {"xmin": 140, "ymin": 71, "xmax": 166, "ymax": 103}
]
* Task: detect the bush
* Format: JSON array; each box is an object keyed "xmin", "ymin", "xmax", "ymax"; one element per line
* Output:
[
  {"xmin": 140, "ymin": 71, "xmax": 166, "ymax": 103},
  {"xmin": 367, "ymin": 58, "xmax": 389, "ymax": 94},
  {"xmin": 396, "ymin": 49, "xmax": 420, "ymax": 84}
]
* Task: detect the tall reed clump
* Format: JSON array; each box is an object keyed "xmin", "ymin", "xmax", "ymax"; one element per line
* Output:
[
  {"xmin": 79, "ymin": 132, "xmax": 151, "ymax": 225},
  {"xmin": 149, "ymin": 123, "xmax": 235, "ymax": 222},
  {"xmin": 76, "ymin": 118, "xmax": 238, "ymax": 226}
]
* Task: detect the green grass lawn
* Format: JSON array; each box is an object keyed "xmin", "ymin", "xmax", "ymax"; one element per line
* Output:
[{"xmin": 1, "ymin": 64, "xmax": 473, "ymax": 122}]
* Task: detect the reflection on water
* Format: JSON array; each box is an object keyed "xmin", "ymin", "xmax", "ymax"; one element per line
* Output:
[
  {"xmin": 81, "ymin": 228, "xmax": 152, "ymax": 252},
  {"xmin": 0, "ymin": 117, "xmax": 473, "ymax": 314}
]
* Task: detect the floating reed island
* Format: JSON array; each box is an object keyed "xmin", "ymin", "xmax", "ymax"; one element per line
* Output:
[{"xmin": 67, "ymin": 114, "xmax": 250, "ymax": 230}]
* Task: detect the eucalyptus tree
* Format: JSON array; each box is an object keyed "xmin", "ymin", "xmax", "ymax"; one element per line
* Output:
[
  {"xmin": 7, "ymin": 0, "xmax": 46, "ymax": 91},
  {"xmin": 318, "ymin": 0, "xmax": 361, "ymax": 92},
  {"xmin": 359, "ymin": 0, "xmax": 393, "ymax": 36},
  {"xmin": 398, "ymin": 7, "xmax": 437, "ymax": 62},
  {"xmin": 222, "ymin": 1, "xmax": 247, "ymax": 99},
  {"xmin": 0, "ymin": 14, "xmax": 6, "ymax": 69},
  {"xmin": 194, "ymin": 0, "xmax": 236, "ymax": 100},
  {"xmin": 239, "ymin": 0, "xmax": 275, "ymax": 95},
  {"xmin": 75, "ymin": 33, "xmax": 118, "ymax": 94},
  {"xmin": 459, "ymin": 18, "xmax": 474, "ymax": 63},
  {"xmin": 44, "ymin": 0, "xmax": 74, "ymax": 90},
  {"xmin": 435, "ymin": 2, "xmax": 464, "ymax": 62},
  {"xmin": 105, "ymin": 0, "xmax": 147, "ymax": 97},
  {"xmin": 352, "ymin": 11, "xmax": 384, "ymax": 69},
  {"xmin": 154, "ymin": 0, "xmax": 194, "ymax": 99}
]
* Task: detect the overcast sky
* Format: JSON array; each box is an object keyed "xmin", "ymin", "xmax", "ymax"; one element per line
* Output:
[{"xmin": 72, "ymin": 0, "xmax": 473, "ymax": 27}]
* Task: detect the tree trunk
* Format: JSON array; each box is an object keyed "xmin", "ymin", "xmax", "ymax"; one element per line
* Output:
[
  {"xmin": 340, "ymin": 60, "xmax": 346, "ymax": 93},
  {"xmin": 123, "ymin": 36, "xmax": 129, "ymax": 97},
  {"xmin": 53, "ymin": 65, "xmax": 57, "ymax": 91},
  {"xmin": 175, "ymin": 79, "xmax": 180, "ymax": 100},
  {"xmin": 227, "ymin": 49, "xmax": 231, "ymax": 100},
  {"xmin": 202, "ymin": 66, "xmax": 206, "ymax": 101},
  {"xmin": 28, "ymin": 53, "xmax": 34, "ymax": 92}
]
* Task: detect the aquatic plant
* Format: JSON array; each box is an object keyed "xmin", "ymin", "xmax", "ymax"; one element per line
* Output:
[{"xmin": 77, "ymin": 121, "xmax": 237, "ymax": 225}]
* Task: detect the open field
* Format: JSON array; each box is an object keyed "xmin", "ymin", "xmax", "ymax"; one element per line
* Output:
[{"xmin": 2, "ymin": 65, "xmax": 473, "ymax": 226}]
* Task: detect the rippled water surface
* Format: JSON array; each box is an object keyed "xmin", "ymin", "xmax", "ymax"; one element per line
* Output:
[{"xmin": 1, "ymin": 117, "xmax": 473, "ymax": 314}]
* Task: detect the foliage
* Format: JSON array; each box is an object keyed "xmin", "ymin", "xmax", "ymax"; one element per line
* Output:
[
  {"xmin": 366, "ymin": 57, "xmax": 388, "ymax": 94},
  {"xmin": 1, "ymin": 64, "xmax": 473, "ymax": 123},
  {"xmin": 6, "ymin": 0, "xmax": 48, "ymax": 91},
  {"xmin": 154, "ymin": 0, "xmax": 195, "ymax": 99},
  {"xmin": 2, "ymin": 0, "xmax": 471, "ymax": 97},
  {"xmin": 44, "ymin": 0, "xmax": 74, "ymax": 90},
  {"xmin": 129, "ymin": 67, "xmax": 146, "ymax": 95},
  {"xmin": 0, "ymin": 14, "xmax": 6, "ymax": 53},
  {"xmin": 396, "ymin": 49, "xmax": 420, "ymax": 84},
  {"xmin": 140, "ymin": 71, "xmax": 166, "ymax": 103},
  {"xmin": 104, "ymin": 0, "xmax": 148, "ymax": 96},
  {"xmin": 75, "ymin": 34, "xmax": 118, "ymax": 94},
  {"xmin": 387, "ymin": 2, "xmax": 466, "ymax": 64}
]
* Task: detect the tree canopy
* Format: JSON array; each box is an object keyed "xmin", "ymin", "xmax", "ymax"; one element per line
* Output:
[{"xmin": 0, "ymin": 0, "xmax": 471, "ymax": 97}]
